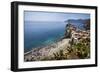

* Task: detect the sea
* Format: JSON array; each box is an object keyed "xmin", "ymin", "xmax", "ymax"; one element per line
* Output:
[{"xmin": 24, "ymin": 21, "xmax": 85, "ymax": 53}]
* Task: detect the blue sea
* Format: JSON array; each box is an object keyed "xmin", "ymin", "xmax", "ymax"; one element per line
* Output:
[{"xmin": 24, "ymin": 21, "xmax": 84, "ymax": 52}]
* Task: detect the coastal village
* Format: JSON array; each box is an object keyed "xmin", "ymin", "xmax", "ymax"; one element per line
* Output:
[
  {"xmin": 65, "ymin": 22, "xmax": 90, "ymax": 44},
  {"xmin": 24, "ymin": 19, "xmax": 90, "ymax": 61}
]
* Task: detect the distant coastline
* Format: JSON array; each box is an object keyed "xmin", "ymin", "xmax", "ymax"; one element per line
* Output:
[{"xmin": 24, "ymin": 19, "xmax": 90, "ymax": 61}]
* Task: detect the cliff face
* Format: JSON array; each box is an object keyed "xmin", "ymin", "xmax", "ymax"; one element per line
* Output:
[
  {"xmin": 64, "ymin": 19, "xmax": 90, "ymax": 39},
  {"xmin": 64, "ymin": 23, "xmax": 76, "ymax": 38},
  {"xmin": 84, "ymin": 19, "xmax": 90, "ymax": 30},
  {"xmin": 64, "ymin": 23, "xmax": 71, "ymax": 38}
]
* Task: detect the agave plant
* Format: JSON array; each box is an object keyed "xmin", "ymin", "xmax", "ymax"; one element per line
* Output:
[
  {"xmin": 53, "ymin": 50, "xmax": 68, "ymax": 60},
  {"xmin": 73, "ymin": 38, "xmax": 90, "ymax": 59}
]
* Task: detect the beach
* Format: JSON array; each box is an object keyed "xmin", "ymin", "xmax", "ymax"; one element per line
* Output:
[{"xmin": 24, "ymin": 38, "xmax": 71, "ymax": 61}]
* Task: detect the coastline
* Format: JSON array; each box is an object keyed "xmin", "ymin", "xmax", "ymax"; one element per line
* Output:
[
  {"xmin": 24, "ymin": 38, "xmax": 71, "ymax": 61},
  {"xmin": 24, "ymin": 21, "xmax": 90, "ymax": 61}
]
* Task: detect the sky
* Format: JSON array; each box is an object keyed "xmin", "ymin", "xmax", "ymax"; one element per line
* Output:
[{"xmin": 24, "ymin": 11, "xmax": 90, "ymax": 22}]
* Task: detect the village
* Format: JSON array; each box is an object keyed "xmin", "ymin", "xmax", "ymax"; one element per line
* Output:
[{"xmin": 65, "ymin": 22, "xmax": 90, "ymax": 44}]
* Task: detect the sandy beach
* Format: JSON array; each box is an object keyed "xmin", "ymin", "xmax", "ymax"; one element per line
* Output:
[
  {"xmin": 48, "ymin": 39, "xmax": 70, "ymax": 56},
  {"xmin": 24, "ymin": 38, "xmax": 71, "ymax": 61}
]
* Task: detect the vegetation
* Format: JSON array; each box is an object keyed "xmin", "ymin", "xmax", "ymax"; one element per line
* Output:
[
  {"xmin": 52, "ymin": 38, "xmax": 90, "ymax": 60},
  {"xmin": 53, "ymin": 50, "xmax": 68, "ymax": 60},
  {"xmin": 73, "ymin": 38, "xmax": 90, "ymax": 59}
]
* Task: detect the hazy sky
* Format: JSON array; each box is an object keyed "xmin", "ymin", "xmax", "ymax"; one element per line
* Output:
[{"xmin": 24, "ymin": 11, "xmax": 90, "ymax": 22}]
